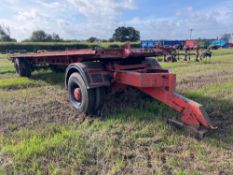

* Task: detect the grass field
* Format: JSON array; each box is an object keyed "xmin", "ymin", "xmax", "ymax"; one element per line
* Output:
[{"xmin": 0, "ymin": 49, "xmax": 233, "ymax": 175}]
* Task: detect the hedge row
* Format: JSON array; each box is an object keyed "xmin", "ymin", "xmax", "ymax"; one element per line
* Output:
[{"xmin": 0, "ymin": 42, "xmax": 140, "ymax": 53}]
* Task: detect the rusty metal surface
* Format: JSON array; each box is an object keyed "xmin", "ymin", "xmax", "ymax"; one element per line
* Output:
[
  {"xmin": 10, "ymin": 43, "xmax": 170, "ymax": 62},
  {"xmin": 109, "ymin": 63, "xmax": 215, "ymax": 131}
]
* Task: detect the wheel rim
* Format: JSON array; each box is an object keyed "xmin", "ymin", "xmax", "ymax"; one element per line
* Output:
[
  {"xmin": 74, "ymin": 88, "xmax": 82, "ymax": 101},
  {"xmin": 70, "ymin": 81, "xmax": 82, "ymax": 106}
]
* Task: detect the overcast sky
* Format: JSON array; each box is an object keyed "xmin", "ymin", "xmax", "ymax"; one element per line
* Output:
[{"xmin": 0, "ymin": 0, "xmax": 233, "ymax": 41}]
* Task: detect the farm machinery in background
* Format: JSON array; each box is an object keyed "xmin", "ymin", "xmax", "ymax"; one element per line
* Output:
[
  {"xmin": 9, "ymin": 42, "xmax": 216, "ymax": 138},
  {"xmin": 164, "ymin": 46, "xmax": 212, "ymax": 62},
  {"xmin": 141, "ymin": 40, "xmax": 213, "ymax": 62}
]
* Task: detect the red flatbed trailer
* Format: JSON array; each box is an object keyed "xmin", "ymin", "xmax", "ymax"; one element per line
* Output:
[{"xmin": 9, "ymin": 43, "xmax": 216, "ymax": 137}]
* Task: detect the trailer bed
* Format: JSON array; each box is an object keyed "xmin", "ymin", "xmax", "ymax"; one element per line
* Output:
[{"xmin": 9, "ymin": 44, "xmax": 170, "ymax": 66}]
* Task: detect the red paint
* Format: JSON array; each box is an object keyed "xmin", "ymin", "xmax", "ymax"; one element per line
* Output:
[
  {"xmin": 10, "ymin": 43, "xmax": 171, "ymax": 66},
  {"xmin": 185, "ymin": 40, "xmax": 198, "ymax": 49},
  {"xmin": 110, "ymin": 63, "xmax": 214, "ymax": 129},
  {"xmin": 74, "ymin": 88, "xmax": 82, "ymax": 101}
]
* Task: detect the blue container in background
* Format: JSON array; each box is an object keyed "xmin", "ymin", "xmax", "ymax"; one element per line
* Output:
[
  {"xmin": 161, "ymin": 40, "xmax": 184, "ymax": 48},
  {"xmin": 141, "ymin": 40, "xmax": 159, "ymax": 48},
  {"xmin": 141, "ymin": 40, "xmax": 184, "ymax": 49},
  {"xmin": 210, "ymin": 40, "xmax": 226, "ymax": 48}
]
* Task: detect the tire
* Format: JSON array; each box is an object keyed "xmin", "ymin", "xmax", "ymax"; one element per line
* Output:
[
  {"xmin": 68, "ymin": 73, "xmax": 96, "ymax": 115},
  {"xmin": 14, "ymin": 58, "xmax": 31, "ymax": 77},
  {"xmin": 142, "ymin": 58, "xmax": 161, "ymax": 69},
  {"xmin": 95, "ymin": 87, "xmax": 106, "ymax": 111}
]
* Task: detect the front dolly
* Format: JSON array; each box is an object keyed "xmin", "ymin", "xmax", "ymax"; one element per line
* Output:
[{"xmin": 110, "ymin": 64, "xmax": 216, "ymax": 136}]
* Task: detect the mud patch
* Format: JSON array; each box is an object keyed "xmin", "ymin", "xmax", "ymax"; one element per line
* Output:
[
  {"xmin": 0, "ymin": 86, "xmax": 84, "ymax": 133},
  {"xmin": 0, "ymin": 86, "xmax": 155, "ymax": 134}
]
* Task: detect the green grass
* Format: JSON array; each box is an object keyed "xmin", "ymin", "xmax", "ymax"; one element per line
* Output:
[
  {"xmin": 0, "ymin": 49, "xmax": 233, "ymax": 175},
  {"xmin": 0, "ymin": 77, "xmax": 39, "ymax": 88},
  {"xmin": 188, "ymin": 81, "xmax": 233, "ymax": 96},
  {"xmin": 0, "ymin": 56, "xmax": 15, "ymax": 76},
  {"xmin": 0, "ymin": 57, "xmax": 44, "ymax": 88},
  {"xmin": 212, "ymin": 48, "xmax": 233, "ymax": 56},
  {"xmin": 0, "ymin": 57, "xmax": 64, "ymax": 88},
  {"xmin": 1, "ymin": 127, "xmax": 85, "ymax": 175}
]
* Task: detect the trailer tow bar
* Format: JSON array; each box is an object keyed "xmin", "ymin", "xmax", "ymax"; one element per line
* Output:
[{"xmin": 113, "ymin": 67, "xmax": 217, "ymax": 138}]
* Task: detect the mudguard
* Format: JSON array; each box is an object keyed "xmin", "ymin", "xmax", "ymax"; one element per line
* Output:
[{"xmin": 65, "ymin": 62, "xmax": 110, "ymax": 89}]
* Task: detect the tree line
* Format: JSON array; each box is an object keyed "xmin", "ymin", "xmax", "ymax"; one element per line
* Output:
[
  {"xmin": 0, "ymin": 25, "xmax": 140, "ymax": 42},
  {"xmin": 0, "ymin": 25, "xmax": 16, "ymax": 42},
  {"xmin": 2, "ymin": 24, "xmax": 232, "ymax": 43}
]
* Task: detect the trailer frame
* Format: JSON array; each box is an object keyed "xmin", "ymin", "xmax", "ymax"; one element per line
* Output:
[{"xmin": 9, "ymin": 43, "xmax": 216, "ymax": 137}]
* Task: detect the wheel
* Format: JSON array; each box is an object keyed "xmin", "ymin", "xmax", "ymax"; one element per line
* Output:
[
  {"xmin": 142, "ymin": 58, "xmax": 161, "ymax": 69},
  {"xmin": 68, "ymin": 73, "xmax": 96, "ymax": 115},
  {"xmin": 14, "ymin": 58, "xmax": 31, "ymax": 77}
]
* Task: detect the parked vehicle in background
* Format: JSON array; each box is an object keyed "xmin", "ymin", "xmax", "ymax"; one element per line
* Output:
[
  {"xmin": 140, "ymin": 38, "xmax": 233, "ymax": 50},
  {"xmin": 141, "ymin": 40, "xmax": 184, "ymax": 49},
  {"xmin": 210, "ymin": 39, "xmax": 228, "ymax": 49},
  {"xmin": 184, "ymin": 40, "xmax": 198, "ymax": 49},
  {"xmin": 197, "ymin": 40, "xmax": 213, "ymax": 49},
  {"xmin": 228, "ymin": 36, "xmax": 233, "ymax": 48},
  {"xmin": 160, "ymin": 40, "xmax": 184, "ymax": 49},
  {"xmin": 141, "ymin": 40, "xmax": 160, "ymax": 48}
]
